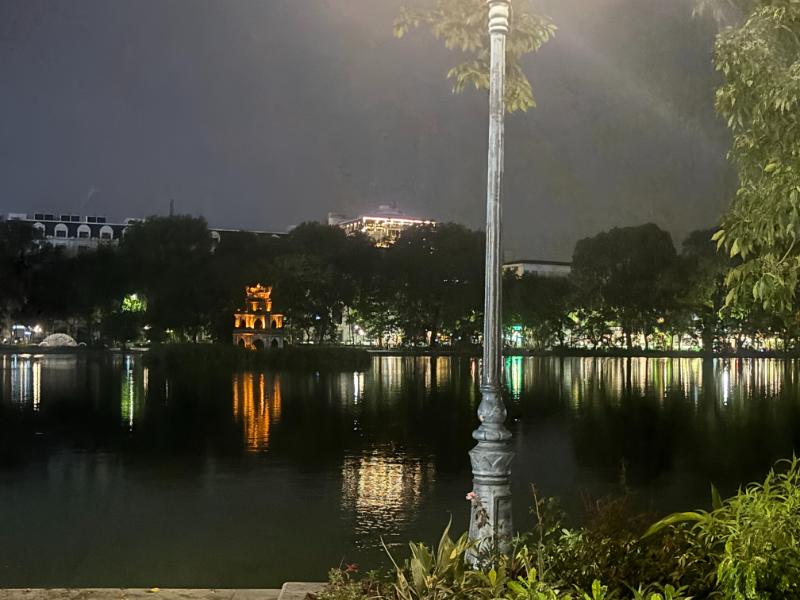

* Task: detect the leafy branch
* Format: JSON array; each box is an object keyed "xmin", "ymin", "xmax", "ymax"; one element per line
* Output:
[{"xmin": 394, "ymin": 0, "xmax": 556, "ymax": 112}]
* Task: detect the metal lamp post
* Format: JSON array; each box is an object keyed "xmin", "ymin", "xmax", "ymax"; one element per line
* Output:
[{"xmin": 468, "ymin": 0, "xmax": 513, "ymax": 561}]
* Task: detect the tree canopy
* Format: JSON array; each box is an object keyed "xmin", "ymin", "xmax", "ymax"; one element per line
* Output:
[
  {"xmin": 703, "ymin": 0, "xmax": 800, "ymax": 322},
  {"xmin": 572, "ymin": 224, "xmax": 679, "ymax": 349},
  {"xmin": 388, "ymin": 223, "xmax": 484, "ymax": 346}
]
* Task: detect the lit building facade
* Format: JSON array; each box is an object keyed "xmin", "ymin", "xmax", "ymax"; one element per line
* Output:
[
  {"xmin": 232, "ymin": 284, "xmax": 285, "ymax": 350},
  {"xmin": 503, "ymin": 259, "xmax": 572, "ymax": 278},
  {"xmin": 328, "ymin": 205, "xmax": 435, "ymax": 248}
]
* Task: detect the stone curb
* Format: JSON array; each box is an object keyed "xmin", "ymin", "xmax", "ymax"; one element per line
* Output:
[
  {"xmin": 0, "ymin": 584, "xmax": 329, "ymax": 600},
  {"xmin": 0, "ymin": 590, "xmax": 284, "ymax": 600},
  {"xmin": 277, "ymin": 583, "xmax": 326, "ymax": 600}
]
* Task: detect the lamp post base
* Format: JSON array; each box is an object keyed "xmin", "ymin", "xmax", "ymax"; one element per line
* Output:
[{"xmin": 467, "ymin": 439, "xmax": 514, "ymax": 564}]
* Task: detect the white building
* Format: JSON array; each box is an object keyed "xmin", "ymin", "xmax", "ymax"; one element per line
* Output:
[
  {"xmin": 4, "ymin": 212, "xmax": 140, "ymax": 255},
  {"xmin": 503, "ymin": 259, "xmax": 572, "ymax": 278},
  {"xmin": 5, "ymin": 212, "xmax": 283, "ymax": 256}
]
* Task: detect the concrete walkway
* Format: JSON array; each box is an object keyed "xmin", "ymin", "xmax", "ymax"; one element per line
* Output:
[{"xmin": 0, "ymin": 583, "xmax": 326, "ymax": 600}]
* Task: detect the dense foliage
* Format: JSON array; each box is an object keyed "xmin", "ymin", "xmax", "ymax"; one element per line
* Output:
[
  {"xmin": 698, "ymin": 0, "xmax": 800, "ymax": 323},
  {"xmin": 646, "ymin": 457, "xmax": 800, "ymax": 599},
  {"xmin": 317, "ymin": 459, "xmax": 800, "ymax": 600},
  {"xmin": 0, "ymin": 217, "xmax": 486, "ymax": 348},
  {"xmin": 571, "ymin": 225, "xmax": 680, "ymax": 351},
  {"xmin": 1, "ymin": 217, "xmax": 797, "ymax": 352}
]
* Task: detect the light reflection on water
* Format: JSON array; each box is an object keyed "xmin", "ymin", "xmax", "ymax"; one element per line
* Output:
[
  {"xmin": 232, "ymin": 372, "xmax": 283, "ymax": 452},
  {"xmin": 120, "ymin": 356, "xmax": 148, "ymax": 430},
  {"xmin": 341, "ymin": 449, "xmax": 436, "ymax": 543},
  {"xmin": 493, "ymin": 356, "xmax": 788, "ymax": 414},
  {"xmin": 0, "ymin": 353, "xmax": 799, "ymax": 588}
]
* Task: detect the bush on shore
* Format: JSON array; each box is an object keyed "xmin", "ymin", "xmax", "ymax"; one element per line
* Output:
[{"xmin": 315, "ymin": 458, "xmax": 800, "ymax": 600}]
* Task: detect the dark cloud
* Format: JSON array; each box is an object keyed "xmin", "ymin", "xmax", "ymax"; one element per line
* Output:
[{"xmin": 0, "ymin": 0, "xmax": 735, "ymax": 260}]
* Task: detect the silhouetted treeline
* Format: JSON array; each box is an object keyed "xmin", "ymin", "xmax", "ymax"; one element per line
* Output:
[{"xmin": 0, "ymin": 216, "xmax": 794, "ymax": 351}]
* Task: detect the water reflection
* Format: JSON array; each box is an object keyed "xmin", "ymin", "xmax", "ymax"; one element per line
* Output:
[
  {"xmin": 2, "ymin": 354, "xmax": 49, "ymax": 409},
  {"xmin": 119, "ymin": 356, "xmax": 148, "ymax": 429},
  {"xmin": 353, "ymin": 371, "xmax": 365, "ymax": 404},
  {"xmin": 232, "ymin": 372, "xmax": 282, "ymax": 452},
  {"xmin": 518, "ymin": 357, "xmax": 791, "ymax": 416},
  {"xmin": 341, "ymin": 448, "xmax": 435, "ymax": 541},
  {"xmin": 1, "ymin": 353, "xmax": 800, "ymax": 588},
  {"xmin": 505, "ymin": 356, "xmax": 523, "ymax": 400}
]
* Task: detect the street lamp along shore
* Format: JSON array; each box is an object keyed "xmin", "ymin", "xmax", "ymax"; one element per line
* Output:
[{"xmin": 468, "ymin": 0, "xmax": 514, "ymax": 563}]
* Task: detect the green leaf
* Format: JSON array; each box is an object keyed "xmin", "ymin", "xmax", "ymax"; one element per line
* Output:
[
  {"xmin": 642, "ymin": 512, "xmax": 705, "ymax": 538},
  {"xmin": 711, "ymin": 483, "xmax": 724, "ymax": 510}
]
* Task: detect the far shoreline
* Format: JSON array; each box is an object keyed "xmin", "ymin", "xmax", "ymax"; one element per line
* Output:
[{"xmin": 1, "ymin": 344, "xmax": 798, "ymax": 360}]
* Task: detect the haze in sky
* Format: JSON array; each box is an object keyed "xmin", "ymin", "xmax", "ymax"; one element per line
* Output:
[{"xmin": 0, "ymin": 0, "xmax": 735, "ymax": 260}]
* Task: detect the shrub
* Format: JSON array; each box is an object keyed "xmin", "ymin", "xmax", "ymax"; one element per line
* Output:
[
  {"xmin": 520, "ymin": 487, "xmax": 707, "ymax": 595},
  {"xmin": 318, "ymin": 459, "xmax": 800, "ymax": 600},
  {"xmin": 314, "ymin": 522, "xmax": 690, "ymax": 600},
  {"xmin": 646, "ymin": 457, "xmax": 800, "ymax": 599}
]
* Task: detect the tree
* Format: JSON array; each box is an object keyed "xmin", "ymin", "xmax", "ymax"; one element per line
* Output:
[
  {"xmin": 272, "ymin": 223, "xmax": 376, "ymax": 344},
  {"xmin": 679, "ymin": 229, "xmax": 730, "ymax": 351},
  {"xmin": 348, "ymin": 250, "xmax": 402, "ymax": 347},
  {"xmin": 394, "ymin": 0, "xmax": 556, "ymax": 112},
  {"xmin": 119, "ymin": 216, "xmax": 215, "ymax": 341},
  {"xmin": 701, "ymin": 1, "xmax": 800, "ymax": 322},
  {"xmin": 503, "ymin": 271, "xmax": 574, "ymax": 348},
  {"xmin": 388, "ymin": 223, "xmax": 484, "ymax": 347},
  {"xmin": 101, "ymin": 294, "xmax": 146, "ymax": 348},
  {"xmin": 0, "ymin": 221, "xmax": 53, "ymax": 333},
  {"xmin": 32, "ymin": 246, "xmax": 127, "ymax": 342},
  {"xmin": 206, "ymin": 231, "xmax": 281, "ymax": 342},
  {"xmin": 0, "ymin": 221, "xmax": 32, "ymax": 326},
  {"xmin": 572, "ymin": 224, "xmax": 679, "ymax": 349}
]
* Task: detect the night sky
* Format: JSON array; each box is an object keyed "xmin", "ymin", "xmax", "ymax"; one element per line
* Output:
[{"xmin": 0, "ymin": 0, "xmax": 735, "ymax": 260}]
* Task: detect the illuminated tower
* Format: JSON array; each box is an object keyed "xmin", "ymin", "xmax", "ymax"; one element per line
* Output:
[{"xmin": 232, "ymin": 284, "xmax": 285, "ymax": 350}]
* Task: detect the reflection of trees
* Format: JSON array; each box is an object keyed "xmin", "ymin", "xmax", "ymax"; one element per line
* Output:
[
  {"xmin": 568, "ymin": 388, "xmax": 681, "ymax": 483},
  {"xmin": 545, "ymin": 357, "xmax": 800, "ymax": 487},
  {"xmin": 266, "ymin": 357, "xmax": 480, "ymax": 472},
  {"xmin": 0, "ymin": 354, "xmax": 132, "ymax": 466},
  {"xmin": 6, "ymin": 353, "xmax": 800, "ymax": 504}
]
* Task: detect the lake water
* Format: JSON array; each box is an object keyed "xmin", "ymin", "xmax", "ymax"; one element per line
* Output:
[{"xmin": 0, "ymin": 353, "xmax": 798, "ymax": 587}]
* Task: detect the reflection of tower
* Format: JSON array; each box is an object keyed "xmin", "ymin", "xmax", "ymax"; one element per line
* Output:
[{"xmin": 232, "ymin": 372, "xmax": 282, "ymax": 452}]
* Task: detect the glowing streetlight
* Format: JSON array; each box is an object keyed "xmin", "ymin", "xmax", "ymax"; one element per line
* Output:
[{"xmin": 468, "ymin": 0, "xmax": 514, "ymax": 561}]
